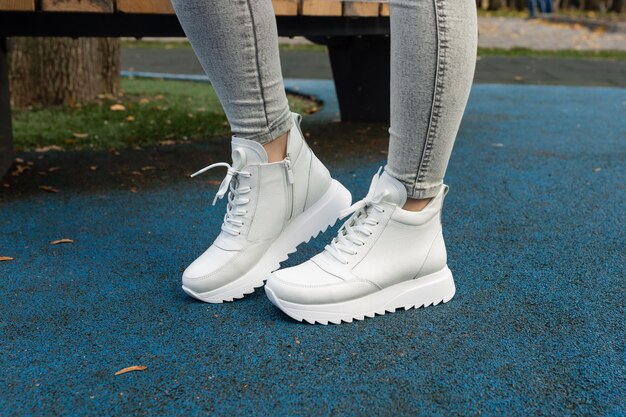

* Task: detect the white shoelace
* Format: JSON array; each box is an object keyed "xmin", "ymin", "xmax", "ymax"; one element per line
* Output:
[
  {"xmin": 191, "ymin": 162, "xmax": 251, "ymax": 237},
  {"xmin": 324, "ymin": 190, "xmax": 389, "ymax": 265}
]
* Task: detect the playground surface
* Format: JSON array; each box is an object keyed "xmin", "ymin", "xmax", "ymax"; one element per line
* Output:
[{"xmin": 1, "ymin": 82, "xmax": 624, "ymax": 415}]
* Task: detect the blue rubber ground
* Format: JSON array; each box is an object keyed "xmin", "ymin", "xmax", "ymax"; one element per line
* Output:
[{"xmin": 1, "ymin": 84, "xmax": 625, "ymax": 416}]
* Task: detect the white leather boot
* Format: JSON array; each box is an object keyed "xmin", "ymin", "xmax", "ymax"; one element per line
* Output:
[
  {"xmin": 265, "ymin": 168, "xmax": 455, "ymax": 324},
  {"xmin": 183, "ymin": 112, "xmax": 352, "ymax": 303}
]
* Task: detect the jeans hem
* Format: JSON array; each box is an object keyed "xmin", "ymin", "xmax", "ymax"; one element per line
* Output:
[
  {"xmin": 239, "ymin": 109, "xmax": 293, "ymax": 145},
  {"xmin": 385, "ymin": 166, "xmax": 443, "ymax": 200},
  {"xmin": 407, "ymin": 183, "xmax": 443, "ymax": 200}
]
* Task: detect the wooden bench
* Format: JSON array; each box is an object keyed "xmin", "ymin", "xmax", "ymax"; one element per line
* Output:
[{"xmin": 0, "ymin": 0, "xmax": 391, "ymax": 176}]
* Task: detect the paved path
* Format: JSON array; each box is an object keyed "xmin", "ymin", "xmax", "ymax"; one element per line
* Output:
[
  {"xmin": 122, "ymin": 47, "xmax": 626, "ymax": 88},
  {"xmin": 121, "ymin": 17, "xmax": 626, "ymax": 88},
  {"xmin": 478, "ymin": 16, "xmax": 626, "ymax": 51},
  {"xmin": 1, "ymin": 84, "xmax": 624, "ymax": 416}
]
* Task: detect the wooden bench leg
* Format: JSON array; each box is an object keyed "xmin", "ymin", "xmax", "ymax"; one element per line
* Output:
[
  {"xmin": 0, "ymin": 37, "xmax": 13, "ymax": 178},
  {"xmin": 325, "ymin": 35, "xmax": 390, "ymax": 123}
]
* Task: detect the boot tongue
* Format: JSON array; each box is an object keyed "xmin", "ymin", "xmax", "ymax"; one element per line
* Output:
[
  {"xmin": 231, "ymin": 136, "xmax": 268, "ymax": 169},
  {"xmin": 368, "ymin": 170, "xmax": 407, "ymax": 208}
]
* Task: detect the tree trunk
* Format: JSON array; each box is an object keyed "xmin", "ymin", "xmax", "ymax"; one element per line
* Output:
[{"xmin": 8, "ymin": 37, "xmax": 120, "ymax": 108}]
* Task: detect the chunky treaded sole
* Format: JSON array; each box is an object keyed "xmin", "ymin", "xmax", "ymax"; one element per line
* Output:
[
  {"xmin": 265, "ymin": 266, "xmax": 456, "ymax": 325},
  {"xmin": 181, "ymin": 179, "xmax": 352, "ymax": 303}
]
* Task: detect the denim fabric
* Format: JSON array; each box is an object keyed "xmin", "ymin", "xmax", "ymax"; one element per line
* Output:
[
  {"xmin": 386, "ymin": 0, "xmax": 477, "ymax": 198},
  {"xmin": 171, "ymin": 0, "xmax": 293, "ymax": 145},
  {"xmin": 171, "ymin": 0, "xmax": 477, "ymax": 199}
]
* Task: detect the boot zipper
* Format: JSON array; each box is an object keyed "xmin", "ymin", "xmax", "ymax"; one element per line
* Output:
[{"xmin": 284, "ymin": 155, "xmax": 294, "ymax": 219}]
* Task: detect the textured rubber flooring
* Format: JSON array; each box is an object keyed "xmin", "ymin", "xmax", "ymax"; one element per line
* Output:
[{"xmin": 1, "ymin": 85, "xmax": 624, "ymax": 416}]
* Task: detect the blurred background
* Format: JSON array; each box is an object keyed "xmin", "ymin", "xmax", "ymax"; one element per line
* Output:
[{"xmin": 3, "ymin": 0, "xmax": 624, "ymax": 157}]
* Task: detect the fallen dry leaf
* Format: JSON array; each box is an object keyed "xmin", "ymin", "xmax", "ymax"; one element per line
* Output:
[
  {"xmin": 11, "ymin": 165, "xmax": 29, "ymax": 177},
  {"xmin": 159, "ymin": 140, "xmax": 176, "ymax": 146},
  {"xmin": 514, "ymin": 75, "xmax": 524, "ymax": 81},
  {"xmin": 89, "ymin": 165, "xmax": 98, "ymax": 171},
  {"xmin": 50, "ymin": 239, "xmax": 74, "ymax": 245},
  {"xmin": 207, "ymin": 180, "xmax": 221, "ymax": 185},
  {"xmin": 35, "ymin": 145, "xmax": 63, "ymax": 153},
  {"xmin": 126, "ymin": 115, "xmax": 135, "ymax": 122},
  {"xmin": 15, "ymin": 157, "xmax": 24, "ymax": 163},
  {"xmin": 130, "ymin": 187, "xmax": 138, "ymax": 193},
  {"xmin": 114, "ymin": 365, "xmax": 147, "ymax": 376},
  {"xmin": 139, "ymin": 98, "xmax": 150, "ymax": 105},
  {"xmin": 48, "ymin": 166, "xmax": 61, "ymax": 172},
  {"xmin": 110, "ymin": 104, "xmax": 126, "ymax": 112},
  {"xmin": 72, "ymin": 132, "xmax": 89, "ymax": 139},
  {"xmin": 39, "ymin": 185, "xmax": 60, "ymax": 193},
  {"xmin": 0, "ymin": 256, "xmax": 14, "ymax": 262},
  {"xmin": 140, "ymin": 166, "xmax": 156, "ymax": 171}
]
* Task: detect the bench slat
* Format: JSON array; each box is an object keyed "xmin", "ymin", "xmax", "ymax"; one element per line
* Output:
[
  {"xmin": 272, "ymin": 0, "xmax": 298, "ymax": 16},
  {"xmin": 344, "ymin": 2, "xmax": 379, "ymax": 17},
  {"xmin": 380, "ymin": 3, "xmax": 389, "ymax": 16},
  {"xmin": 41, "ymin": 0, "xmax": 114, "ymax": 13},
  {"xmin": 0, "ymin": 0, "xmax": 35, "ymax": 11},
  {"xmin": 4, "ymin": 0, "xmax": 387, "ymax": 17},
  {"xmin": 116, "ymin": 0, "xmax": 173, "ymax": 14},
  {"xmin": 107, "ymin": 0, "xmax": 301, "ymax": 16},
  {"xmin": 301, "ymin": 0, "xmax": 342, "ymax": 16}
]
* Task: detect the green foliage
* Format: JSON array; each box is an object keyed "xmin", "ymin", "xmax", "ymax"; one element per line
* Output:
[{"xmin": 478, "ymin": 47, "xmax": 626, "ymax": 59}]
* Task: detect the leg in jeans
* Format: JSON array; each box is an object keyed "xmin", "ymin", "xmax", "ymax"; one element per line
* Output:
[
  {"xmin": 266, "ymin": 0, "xmax": 478, "ymax": 324},
  {"xmin": 172, "ymin": 0, "xmax": 352, "ymax": 304},
  {"xmin": 170, "ymin": 0, "xmax": 293, "ymax": 145},
  {"xmin": 386, "ymin": 0, "xmax": 477, "ymax": 202}
]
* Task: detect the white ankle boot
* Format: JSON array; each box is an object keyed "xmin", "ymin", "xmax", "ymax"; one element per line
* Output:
[
  {"xmin": 182, "ymin": 112, "xmax": 352, "ymax": 303},
  {"xmin": 265, "ymin": 168, "xmax": 455, "ymax": 324}
]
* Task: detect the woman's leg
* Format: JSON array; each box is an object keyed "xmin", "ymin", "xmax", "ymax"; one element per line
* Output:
[
  {"xmin": 265, "ymin": 0, "xmax": 478, "ymax": 324},
  {"xmin": 172, "ymin": 0, "xmax": 352, "ymax": 303},
  {"xmin": 386, "ymin": 0, "xmax": 477, "ymax": 209},
  {"xmin": 171, "ymin": 0, "xmax": 293, "ymax": 159}
]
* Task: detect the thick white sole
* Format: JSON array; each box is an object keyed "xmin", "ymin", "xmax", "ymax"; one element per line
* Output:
[
  {"xmin": 265, "ymin": 266, "xmax": 456, "ymax": 325},
  {"xmin": 182, "ymin": 179, "xmax": 352, "ymax": 303}
]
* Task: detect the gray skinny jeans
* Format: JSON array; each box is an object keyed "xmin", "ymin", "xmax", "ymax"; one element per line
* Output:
[{"xmin": 171, "ymin": 0, "xmax": 477, "ymax": 199}]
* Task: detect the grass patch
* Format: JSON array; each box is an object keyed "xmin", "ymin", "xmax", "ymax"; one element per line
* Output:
[
  {"xmin": 13, "ymin": 78, "xmax": 319, "ymax": 151},
  {"xmin": 478, "ymin": 47, "xmax": 626, "ymax": 60},
  {"xmin": 121, "ymin": 39, "xmax": 192, "ymax": 49},
  {"xmin": 122, "ymin": 39, "xmax": 327, "ymax": 52},
  {"xmin": 278, "ymin": 43, "xmax": 327, "ymax": 52},
  {"xmin": 477, "ymin": 8, "xmax": 528, "ymax": 18}
]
